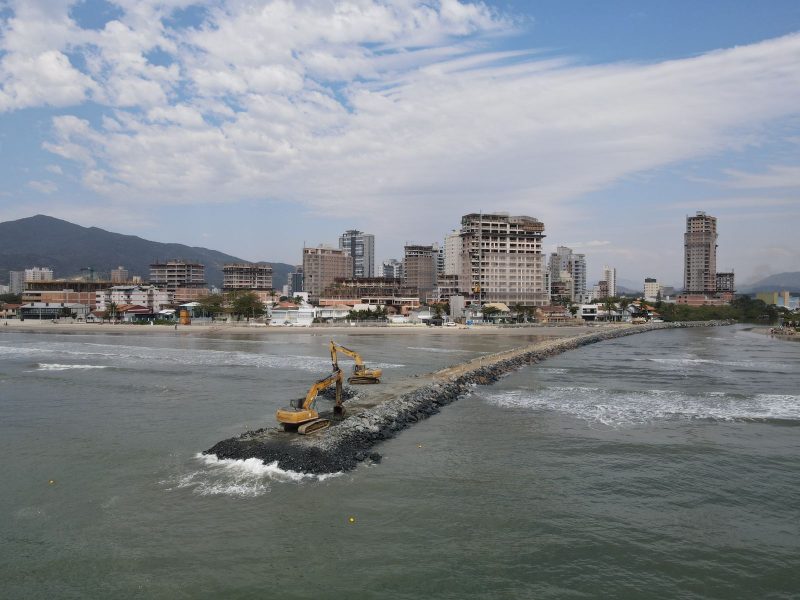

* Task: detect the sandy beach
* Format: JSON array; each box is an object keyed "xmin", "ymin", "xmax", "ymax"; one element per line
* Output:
[{"xmin": 0, "ymin": 318, "xmax": 600, "ymax": 337}]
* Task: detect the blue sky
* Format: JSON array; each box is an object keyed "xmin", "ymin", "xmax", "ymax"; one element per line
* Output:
[{"xmin": 1, "ymin": 1, "xmax": 799, "ymax": 287}]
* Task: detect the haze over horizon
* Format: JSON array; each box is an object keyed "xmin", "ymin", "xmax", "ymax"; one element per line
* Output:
[{"xmin": 1, "ymin": 1, "xmax": 799, "ymax": 286}]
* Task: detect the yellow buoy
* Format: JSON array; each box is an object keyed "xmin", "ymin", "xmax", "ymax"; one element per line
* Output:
[{"xmin": 348, "ymin": 516, "xmax": 356, "ymax": 524}]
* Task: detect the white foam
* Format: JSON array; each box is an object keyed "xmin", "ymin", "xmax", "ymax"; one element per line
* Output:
[
  {"xmin": 35, "ymin": 363, "xmax": 109, "ymax": 371},
  {"xmin": 407, "ymin": 346, "xmax": 477, "ymax": 354},
  {"xmin": 164, "ymin": 454, "xmax": 341, "ymax": 497},
  {"xmin": 484, "ymin": 387, "xmax": 800, "ymax": 427}
]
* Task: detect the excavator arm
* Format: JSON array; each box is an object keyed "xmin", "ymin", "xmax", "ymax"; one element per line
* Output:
[
  {"xmin": 329, "ymin": 340, "xmax": 382, "ymax": 384},
  {"xmin": 276, "ymin": 368, "xmax": 344, "ymax": 434}
]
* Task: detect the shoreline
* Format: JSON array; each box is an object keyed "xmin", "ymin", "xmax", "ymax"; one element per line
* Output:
[
  {"xmin": 207, "ymin": 320, "xmax": 733, "ymax": 474},
  {"xmin": 0, "ymin": 318, "xmax": 595, "ymax": 337}
]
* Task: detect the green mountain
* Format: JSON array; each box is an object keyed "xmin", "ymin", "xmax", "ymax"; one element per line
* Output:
[
  {"xmin": 0, "ymin": 215, "xmax": 295, "ymax": 289},
  {"xmin": 740, "ymin": 272, "xmax": 800, "ymax": 294}
]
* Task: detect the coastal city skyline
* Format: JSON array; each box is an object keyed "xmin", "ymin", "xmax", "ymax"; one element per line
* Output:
[{"xmin": 1, "ymin": 1, "xmax": 799, "ymax": 285}]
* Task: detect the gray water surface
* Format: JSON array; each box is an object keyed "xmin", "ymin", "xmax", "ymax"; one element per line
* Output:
[{"xmin": 1, "ymin": 326, "xmax": 798, "ymax": 598}]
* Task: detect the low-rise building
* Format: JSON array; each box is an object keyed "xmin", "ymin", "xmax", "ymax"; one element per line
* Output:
[
  {"xmin": 96, "ymin": 285, "xmax": 173, "ymax": 313},
  {"xmin": 319, "ymin": 277, "xmax": 420, "ymax": 314},
  {"xmin": 20, "ymin": 302, "xmax": 90, "ymax": 320}
]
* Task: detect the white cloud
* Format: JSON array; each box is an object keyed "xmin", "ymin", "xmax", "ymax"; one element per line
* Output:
[
  {"xmin": 722, "ymin": 165, "xmax": 800, "ymax": 189},
  {"xmin": 27, "ymin": 179, "xmax": 58, "ymax": 194},
  {"xmin": 2, "ymin": 1, "xmax": 800, "ymax": 258}
]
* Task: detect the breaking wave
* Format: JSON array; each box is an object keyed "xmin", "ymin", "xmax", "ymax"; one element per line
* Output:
[
  {"xmin": 0, "ymin": 343, "xmax": 402, "ymax": 372},
  {"xmin": 164, "ymin": 453, "xmax": 341, "ymax": 497},
  {"xmin": 484, "ymin": 387, "xmax": 800, "ymax": 427},
  {"xmin": 34, "ymin": 363, "xmax": 109, "ymax": 371}
]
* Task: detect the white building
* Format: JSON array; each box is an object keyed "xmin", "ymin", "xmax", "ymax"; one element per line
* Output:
[
  {"xmin": 443, "ymin": 230, "xmax": 462, "ymax": 276},
  {"xmin": 549, "ymin": 247, "xmax": 586, "ymax": 302},
  {"xmin": 96, "ymin": 285, "xmax": 173, "ymax": 312},
  {"xmin": 9, "ymin": 271, "xmax": 25, "ymax": 295},
  {"xmin": 25, "ymin": 267, "xmax": 54, "ymax": 282},
  {"xmin": 644, "ymin": 278, "xmax": 664, "ymax": 302},
  {"xmin": 602, "ymin": 265, "xmax": 617, "ymax": 297}
]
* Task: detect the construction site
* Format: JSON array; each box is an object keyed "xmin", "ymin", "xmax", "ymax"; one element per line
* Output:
[{"xmin": 205, "ymin": 320, "xmax": 733, "ymax": 474}]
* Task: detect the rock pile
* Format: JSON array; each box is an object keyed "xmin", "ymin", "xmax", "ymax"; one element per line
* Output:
[{"xmin": 205, "ymin": 320, "xmax": 731, "ymax": 474}]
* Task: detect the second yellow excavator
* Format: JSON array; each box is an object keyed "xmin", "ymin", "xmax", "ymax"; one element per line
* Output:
[
  {"xmin": 276, "ymin": 367, "xmax": 344, "ymax": 434},
  {"xmin": 329, "ymin": 340, "xmax": 382, "ymax": 384}
]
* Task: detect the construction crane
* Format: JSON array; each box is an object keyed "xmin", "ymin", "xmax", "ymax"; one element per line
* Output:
[
  {"xmin": 276, "ymin": 368, "xmax": 344, "ymax": 435},
  {"xmin": 329, "ymin": 340, "xmax": 382, "ymax": 384}
]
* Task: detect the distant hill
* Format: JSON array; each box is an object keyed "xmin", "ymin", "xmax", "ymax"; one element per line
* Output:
[
  {"xmin": 739, "ymin": 272, "xmax": 800, "ymax": 294},
  {"xmin": 0, "ymin": 215, "xmax": 294, "ymax": 288}
]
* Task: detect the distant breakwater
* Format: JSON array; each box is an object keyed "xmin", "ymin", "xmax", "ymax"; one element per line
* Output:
[{"xmin": 205, "ymin": 321, "xmax": 732, "ymax": 474}]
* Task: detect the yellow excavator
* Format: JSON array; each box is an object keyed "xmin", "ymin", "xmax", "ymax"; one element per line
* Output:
[
  {"xmin": 329, "ymin": 340, "xmax": 382, "ymax": 384},
  {"xmin": 276, "ymin": 367, "xmax": 344, "ymax": 434}
]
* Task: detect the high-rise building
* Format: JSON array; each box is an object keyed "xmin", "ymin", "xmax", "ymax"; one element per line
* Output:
[
  {"xmin": 111, "ymin": 266, "xmax": 129, "ymax": 283},
  {"xmin": 459, "ymin": 213, "xmax": 548, "ymax": 306},
  {"xmin": 382, "ymin": 259, "xmax": 403, "ymax": 280},
  {"xmin": 548, "ymin": 246, "xmax": 585, "ymax": 302},
  {"xmin": 443, "ymin": 230, "xmax": 462, "ymax": 276},
  {"xmin": 303, "ymin": 246, "xmax": 353, "ymax": 302},
  {"xmin": 288, "ymin": 266, "xmax": 304, "ymax": 295},
  {"xmin": 435, "ymin": 242, "xmax": 445, "ymax": 275},
  {"xmin": 223, "ymin": 263, "xmax": 273, "ymax": 290},
  {"xmin": 602, "ymin": 265, "xmax": 617, "ymax": 297},
  {"xmin": 684, "ymin": 211, "xmax": 718, "ymax": 294},
  {"xmin": 403, "ymin": 245, "xmax": 438, "ymax": 302},
  {"xmin": 338, "ymin": 230, "xmax": 375, "ymax": 278},
  {"xmin": 24, "ymin": 267, "xmax": 54, "ymax": 282},
  {"xmin": 9, "ymin": 271, "xmax": 24, "ymax": 295}
]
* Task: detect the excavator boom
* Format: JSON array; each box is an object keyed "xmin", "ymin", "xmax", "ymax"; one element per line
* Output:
[{"xmin": 329, "ymin": 340, "xmax": 382, "ymax": 384}]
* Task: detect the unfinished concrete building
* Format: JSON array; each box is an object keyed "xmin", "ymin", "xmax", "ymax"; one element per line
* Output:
[{"xmin": 459, "ymin": 213, "xmax": 548, "ymax": 307}]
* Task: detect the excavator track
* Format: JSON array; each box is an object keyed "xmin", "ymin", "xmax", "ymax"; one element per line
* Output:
[
  {"xmin": 348, "ymin": 376, "xmax": 380, "ymax": 385},
  {"xmin": 297, "ymin": 419, "xmax": 330, "ymax": 435}
]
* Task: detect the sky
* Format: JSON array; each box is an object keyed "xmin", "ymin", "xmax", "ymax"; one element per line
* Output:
[{"xmin": 1, "ymin": 0, "xmax": 799, "ymax": 288}]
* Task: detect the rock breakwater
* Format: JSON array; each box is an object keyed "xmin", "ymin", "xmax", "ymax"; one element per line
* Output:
[{"xmin": 205, "ymin": 321, "xmax": 731, "ymax": 474}]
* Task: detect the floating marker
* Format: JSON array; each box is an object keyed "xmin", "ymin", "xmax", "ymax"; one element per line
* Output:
[
  {"xmin": 348, "ymin": 516, "xmax": 356, "ymax": 524},
  {"xmin": 48, "ymin": 479, "xmax": 55, "ymax": 485}
]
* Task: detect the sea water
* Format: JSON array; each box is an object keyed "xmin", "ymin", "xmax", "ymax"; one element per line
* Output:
[{"xmin": 0, "ymin": 326, "xmax": 797, "ymax": 598}]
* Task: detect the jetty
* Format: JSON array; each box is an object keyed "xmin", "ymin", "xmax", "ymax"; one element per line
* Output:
[{"xmin": 205, "ymin": 321, "xmax": 731, "ymax": 474}]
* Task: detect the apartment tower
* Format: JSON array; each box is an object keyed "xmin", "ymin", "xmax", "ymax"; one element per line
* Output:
[
  {"xmin": 303, "ymin": 246, "xmax": 353, "ymax": 302},
  {"xmin": 684, "ymin": 211, "xmax": 717, "ymax": 294},
  {"xmin": 222, "ymin": 263, "xmax": 273, "ymax": 291},
  {"xmin": 403, "ymin": 245, "xmax": 438, "ymax": 302},
  {"xmin": 338, "ymin": 230, "xmax": 375, "ymax": 278},
  {"xmin": 459, "ymin": 213, "xmax": 548, "ymax": 306}
]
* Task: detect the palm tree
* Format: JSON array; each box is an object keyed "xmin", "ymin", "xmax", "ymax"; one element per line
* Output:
[{"xmin": 106, "ymin": 301, "xmax": 119, "ymax": 323}]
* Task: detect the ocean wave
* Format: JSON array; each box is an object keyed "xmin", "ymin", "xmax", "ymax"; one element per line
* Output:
[
  {"xmin": 1, "ymin": 343, "xmax": 402, "ymax": 372},
  {"xmin": 646, "ymin": 357, "xmax": 790, "ymax": 370},
  {"xmin": 34, "ymin": 363, "xmax": 109, "ymax": 371},
  {"xmin": 406, "ymin": 346, "xmax": 478, "ymax": 354},
  {"xmin": 163, "ymin": 453, "xmax": 341, "ymax": 497},
  {"xmin": 483, "ymin": 387, "xmax": 800, "ymax": 427}
]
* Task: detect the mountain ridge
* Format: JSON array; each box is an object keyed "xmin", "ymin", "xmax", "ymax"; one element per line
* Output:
[{"xmin": 0, "ymin": 215, "xmax": 294, "ymax": 288}]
